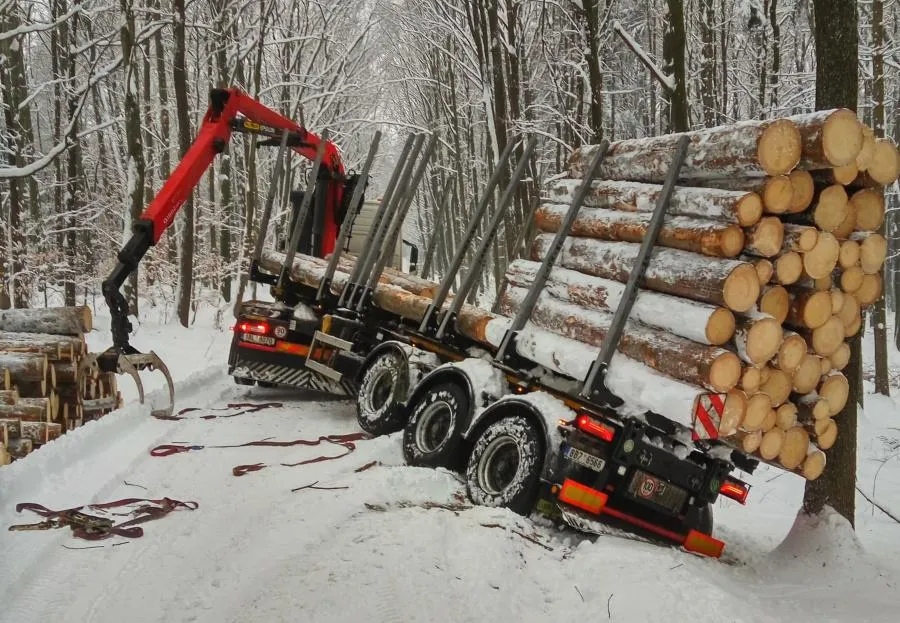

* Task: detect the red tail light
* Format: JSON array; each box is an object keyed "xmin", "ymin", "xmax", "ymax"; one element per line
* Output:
[
  {"xmin": 237, "ymin": 321, "xmax": 270, "ymax": 335},
  {"xmin": 719, "ymin": 480, "xmax": 750, "ymax": 504},
  {"xmin": 575, "ymin": 414, "xmax": 615, "ymax": 443}
]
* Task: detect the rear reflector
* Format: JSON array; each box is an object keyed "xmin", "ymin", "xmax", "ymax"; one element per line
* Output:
[
  {"xmin": 719, "ymin": 480, "xmax": 750, "ymax": 505},
  {"xmin": 576, "ymin": 415, "xmax": 615, "ymax": 442},
  {"xmin": 559, "ymin": 479, "xmax": 608, "ymax": 515},
  {"xmin": 684, "ymin": 530, "xmax": 725, "ymax": 558},
  {"xmin": 276, "ymin": 341, "xmax": 309, "ymax": 356}
]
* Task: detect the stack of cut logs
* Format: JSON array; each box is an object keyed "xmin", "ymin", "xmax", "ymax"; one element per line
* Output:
[
  {"xmin": 514, "ymin": 108, "xmax": 897, "ymax": 481},
  {"xmin": 264, "ymin": 108, "xmax": 897, "ymax": 483},
  {"xmin": 0, "ymin": 306, "xmax": 122, "ymax": 465}
]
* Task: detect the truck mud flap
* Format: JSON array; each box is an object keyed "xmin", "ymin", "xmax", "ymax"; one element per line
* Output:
[{"xmin": 231, "ymin": 359, "xmax": 356, "ymax": 396}]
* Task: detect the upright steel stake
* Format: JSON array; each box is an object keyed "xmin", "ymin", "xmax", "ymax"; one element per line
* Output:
[
  {"xmin": 435, "ymin": 136, "xmax": 538, "ymax": 340},
  {"xmin": 420, "ymin": 177, "xmax": 455, "ymax": 279},
  {"xmin": 418, "ymin": 138, "xmax": 518, "ymax": 334},
  {"xmin": 579, "ymin": 135, "xmax": 690, "ymax": 403},
  {"xmin": 252, "ymin": 130, "xmax": 291, "ymax": 265},
  {"xmin": 316, "ymin": 131, "xmax": 382, "ymax": 303},
  {"xmin": 277, "ymin": 128, "xmax": 330, "ymax": 292}
]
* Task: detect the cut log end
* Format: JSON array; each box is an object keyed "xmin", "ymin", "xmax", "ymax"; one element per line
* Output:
[
  {"xmin": 788, "ymin": 170, "xmax": 815, "ymax": 213},
  {"xmin": 817, "ymin": 419, "xmax": 839, "ymax": 450},
  {"xmin": 851, "ymin": 188, "xmax": 886, "ymax": 232},
  {"xmin": 867, "ymin": 138, "xmax": 900, "ymax": 185},
  {"xmin": 821, "ymin": 108, "xmax": 865, "ymax": 167},
  {"xmin": 832, "ymin": 162, "xmax": 859, "ymax": 186},
  {"xmin": 820, "ymin": 373, "xmax": 850, "ymax": 416},
  {"xmin": 759, "ymin": 119, "xmax": 803, "ymax": 176},
  {"xmin": 741, "ymin": 317, "xmax": 784, "ymax": 364},
  {"xmin": 839, "ymin": 241, "xmax": 860, "ymax": 270},
  {"xmin": 855, "ymin": 273, "xmax": 884, "ymax": 307},
  {"xmin": 774, "ymin": 252, "xmax": 803, "ymax": 286},
  {"xmin": 710, "ymin": 353, "xmax": 743, "ymax": 393},
  {"xmin": 860, "ymin": 234, "xmax": 888, "ymax": 275},
  {"xmin": 856, "ymin": 126, "xmax": 877, "ymax": 171},
  {"xmin": 719, "ymin": 389, "xmax": 748, "ymax": 436},
  {"xmin": 776, "ymin": 402, "xmax": 799, "ymax": 430},
  {"xmin": 803, "ymin": 232, "xmax": 840, "ymax": 280},
  {"xmin": 741, "ymin": 367, "xmax": 762, "ymax": 394},
  {"xmin": 831, "ymin": 342, "xmax": 851, "ymax": 371},
  {"xmin": 746, "ymin": 217, "xmax": 785, "ymax": 258},
  {"xmin": 814, "ymin": 186, "xmax": 850, "ymax": 233},
  {"xmin": 776, "ymin": 333, "xmax": 808, "ymax": 374},
  {"xmin": 737, "ymin": 193, "xmax": 765, "ymax": 226},
  {"xmin": 760, "ymin": 286, "xmax": 790, "ymax": 324},
  {"xmin": 724, "ymin": 264, "xmax": 762, "ymax": 313},
  {"xmin": 760, "ymin": 367, "xmax": 792, "ymax": 407},
  {"xmin": 743, "ymin": 393, "xmax": 773, "ymax": 432},
  {"xmin": 811, "ymin": 316, "xmax": 847, "ymax": 357},
  {"xmin": 789, "ymin": 289, "xmax": 834, "ymax": 330},
  {"xmin": 706, "ymin": 308, "xmax": 737, "ymax": 347},
  {"xmin": 802, "ymin": 450, "xmax": 827, "ymax": 481},
  {"xmin": 762, "ymin": 176, "xmax": 794, "ymax": 215},
  {"xmin": 753, "ymin": 259, "xmax": 775, "ymax": 286},
  {"xmin": 760, "ymin": 427, "xmax": 786, "ymax": 460},
  {"xmin": 793, "ymin": 354, "xmax": 824, "ymax": 394},
  {"xmin": 841, "ymin": 266, "xmax": 865, "ymax": 294},
  {"xmin": 779, "ymin": 427, "xmax": 812, "ymax": 471}
]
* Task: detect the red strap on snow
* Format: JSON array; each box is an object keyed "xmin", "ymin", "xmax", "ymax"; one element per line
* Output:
[
  {"xmin": 153, "ymin": 402, "xmax": 284, "ymax": 421},
  {"xmin": 150, "ymin": 432, "xmax": 371, "ymax": 476},
  {"xmin": 11, "ymin": 497, "xmax": 198, "ymax": 541}
]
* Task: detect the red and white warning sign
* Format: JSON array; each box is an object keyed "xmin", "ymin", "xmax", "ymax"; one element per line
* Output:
[{"xmin": 692, "ymin": 393, "xmax": 726, "ymax": 441}]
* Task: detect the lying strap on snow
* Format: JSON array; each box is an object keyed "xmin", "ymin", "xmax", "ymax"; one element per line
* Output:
[
  {"xmin": 153, "ymin": 402, "xmax": 284, "ymax": 421},
  {"xmin": 8, "ymin": 497, "xmax": 198, "ymax": 541},
  {"xmin": 150, "ymin": 432, "xmax": 371, "ymax": 477}
]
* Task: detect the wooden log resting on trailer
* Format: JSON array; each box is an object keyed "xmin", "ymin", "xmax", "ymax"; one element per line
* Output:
[
  {"xmin": 0, "ymin": 306, "xmax": 92, "ymax": 335},
  {"xmin": 534, "ymin": 203, "xmax": 746, "ymax": 258},
  {"xmin": 531, "ymin": 235, "xmax": 761, "ymax": 313}
]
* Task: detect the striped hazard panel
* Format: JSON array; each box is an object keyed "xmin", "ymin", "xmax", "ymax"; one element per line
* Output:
[
  {"xmin": 231, "ymin": 359, "xmax": 356, "ymax": 396},
  {"xmin": 691, "ymin": 393, "xmax": 726, "ymax": 441}
]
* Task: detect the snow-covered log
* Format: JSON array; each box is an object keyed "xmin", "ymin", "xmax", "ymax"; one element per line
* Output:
[
  {"xmin": 782, "ymin": 225, "xmax": 818, "ymax": 253},
  {"xmin": 568, "ymin": 118, "xmax": 802, "ymax": 181},
  {"xmin": 503, "ymin": 260, "xmax": 736, "ymax": 345},
  {"xmin": 790, "ymin": 108, "xmax": 864, "ymax": 169},
  {"xmin": 0, "ymin": 353, "xmax": 48, "ymax": 385},
  {"xmin": 698, "ymin": 175, "xmax": 793, "ymax": 215},
  {"xmin": 498, "ymin": 286, "xmax": 742, "ymax": 392},
  {"xmin": 535, "ymin": 203, "xmax": 746, "ymax": 258},
  {"xmin": 0, "ymin": 306, "xmax": 92, "ymax": 335},
  {"xmin": 531, "ymin": 235, "xmax": 760, "ymax": 312},
  {"xmin": 545, "ymin": 178, "xmax": 763, "ymax": 226}
]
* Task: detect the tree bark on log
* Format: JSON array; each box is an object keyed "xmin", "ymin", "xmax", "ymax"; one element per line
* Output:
[
  {"xmin": 0, "ymin": 401, "xmax": 49, "ymax": 421},
  {"xmin": 499, "ymin": 287, "xmax": 741, "ymax": 392},
  {"xmin": 786, "ymin": 289, "xmax": 833, "ymax": 330},
  {"xmin": 697, "ymin": 175, "xmax": 793, "ymax": 215},
  {"xmin": 790, "ymin": 108, "xmax": 864, "ymax": 168},
  {"xmin": 535, "ymin": 203, "xmax": 745, "ymax": 258},
  {"xmin": 504, "ymin": 260, "xmax": 735, "ymax": 346},
  {"xmin": 532, "ymin": 235, "xmax": 760, "ymax": 312},
  {"xmin": 0, "ymin": 306, "xmax": 92, "ymax": 335},
  {"xmin": 0, "ymin": 353, "xmax": 47, "ymax": 385},
  {"xmin": 743, "ymin": 217, "xmax": 785, "ymax": 258},
  {"xmin": 546, "ymin": 179, "xmax": 763, "ymax": 226},
  {"xmin": 783, "ymin": 225, "xmax": 818, "ymax": 253}
]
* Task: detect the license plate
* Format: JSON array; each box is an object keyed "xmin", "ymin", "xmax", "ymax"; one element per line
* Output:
[
  {"xmin": 564, "ymin": 446, "xmax": 606, "ymax": 473},
  {"xmin": 242, "ymin": 333, "xmax": 275, "ymax": 346},
  {"xmin": 627, "ymin": 469, "xmax": 687, "ymax": 513}
]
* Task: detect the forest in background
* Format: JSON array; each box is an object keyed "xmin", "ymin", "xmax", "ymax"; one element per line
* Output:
[{"xmin": 1, "ymin": 0, "xmax": 898, "ymax": 350}]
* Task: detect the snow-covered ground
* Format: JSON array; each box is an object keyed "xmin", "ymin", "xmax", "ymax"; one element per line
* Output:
[{"xmin": 1, "ymin": 306, "xmax": 900, "ymax": 622}]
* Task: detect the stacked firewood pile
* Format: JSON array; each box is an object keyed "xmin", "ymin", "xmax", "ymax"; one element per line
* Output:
[
  {"xmin": 507, "ymin": 108, "xmax": 897, "ymax": 480},
  {"xmin": 0, "ymin": 306, "xmax": 122, "ymax": 465}
]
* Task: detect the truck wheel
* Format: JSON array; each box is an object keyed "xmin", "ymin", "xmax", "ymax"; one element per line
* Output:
[
  {"xmin": 465, "ymin": 414, "xmax": 543, "ymax": 516},
  {"xmin": 402, "ymin": 381, "xmax": 469, "ymax": 469},
  {"xmin": 697, "ymin": 504, "xmax": 714, "ymax": 535},
  {"xmin": 356, "ymin": 350, "xmax": 408, "ymax": 436}
]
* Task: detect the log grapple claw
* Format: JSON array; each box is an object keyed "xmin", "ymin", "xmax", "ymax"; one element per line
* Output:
[{"xmin": 95, "ymin": 348, "xmax": 175, "ymax": 419}]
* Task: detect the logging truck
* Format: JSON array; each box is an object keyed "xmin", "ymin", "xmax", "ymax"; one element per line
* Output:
[
  {"xmin": 92, "ymin": 90, "xmax": 893, "ymax": 559},
  {"xmin": 230, "ymin": 129, "xmax": 757, "ymax": 560}
]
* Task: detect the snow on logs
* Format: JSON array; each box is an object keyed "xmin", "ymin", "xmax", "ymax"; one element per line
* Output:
[
  {"xmin": 548, "ymin": 108, "xmax": 894, "ymax": 480},
  {"xmin": 0, "ymin": 307, "xmax": 121, "ymax": 465}
]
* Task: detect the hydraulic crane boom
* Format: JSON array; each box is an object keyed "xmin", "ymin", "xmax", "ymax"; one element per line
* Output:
[{"xmin": 92, "ymin": 87, "xmax": 346, "ymax": 417}]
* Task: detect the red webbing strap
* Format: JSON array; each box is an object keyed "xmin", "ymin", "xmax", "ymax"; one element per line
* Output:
[
  {"xmin": 153, "ymin": 402, "xmax": 283, "ymax": 421},
  {"xmin": 11, "ymin": 497, "xmax": 198, "ymax": 540}
]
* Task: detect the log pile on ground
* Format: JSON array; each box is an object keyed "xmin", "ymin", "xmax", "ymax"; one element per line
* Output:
[
  {"xmin": 0, "ymin": 306, "xmax": 122, "ymax": 465},
  {"xmin": 528, "ymin": 108, "xmax": 897, "ymax": 480}
]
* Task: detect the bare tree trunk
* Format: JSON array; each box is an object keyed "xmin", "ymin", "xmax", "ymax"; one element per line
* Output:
[
  {"xmin": 583, "ymin": 0, "xmax": 604, "ymax": 139},
  {"xmin": 153, "ymin": 0, "xmax": 174, "ymax": 265},
  {"xmin": 213, "ymin": 0, "xmax": 233, "ymax": 302},
  {"xmin": 769, "ymin": 0, "xmax": 781, "ymax": 114},
  {"xmin": 63, "ymin": 11, "xmax": 80, "ymax": 307},
  {"xmin": 121, "ymin": 0, "xmax": 145, "ymax": 316},
  {"xmin": 871, "ymin": 0, "xmax": 889, "ymax": 397},
  {"xmin": 663, "ymin": 0, "xmax": 689, "ymax": 131},
  {"xmin": 802, "ymin": 0, "xmax": 859, "ymax": 528},
  {"xmin": 699, "ymin": 0, "xmax": 718, "ymax": 126},
  {"xmin": 173, "ymin": 0, "xmax": 194, "ymax": 327}
]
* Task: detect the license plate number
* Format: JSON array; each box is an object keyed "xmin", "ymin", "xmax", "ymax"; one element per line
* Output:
[
  {"xmin": 564, "ymin": 446, "xmax": 606, "ymax": 473},
  {"xmin": 627, "ymin": 470, "xmax": 687, "ymax": 513},
  {"xmin": 242, "ymin": 333, "xmax": 275, "ymax": 346}
]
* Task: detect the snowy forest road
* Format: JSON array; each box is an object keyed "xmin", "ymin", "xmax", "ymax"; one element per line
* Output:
[{"xmin": 1, "ymin": 364, "xmax": 898, "ymax": 622}]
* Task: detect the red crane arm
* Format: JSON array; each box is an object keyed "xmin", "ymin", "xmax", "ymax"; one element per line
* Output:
[{"xmin": 142, "ymin": 87, "xmax": 344, "ymax": 243}]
